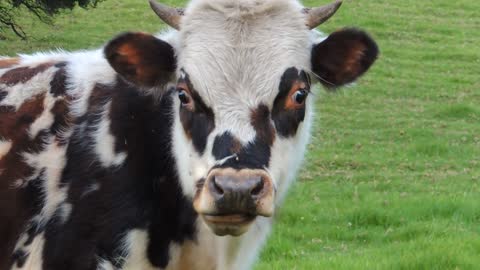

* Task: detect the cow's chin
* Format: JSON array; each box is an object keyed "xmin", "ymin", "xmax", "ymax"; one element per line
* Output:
[{"xmin": 200, "ymin": 214, "xmax": 256, "ymax": 236}]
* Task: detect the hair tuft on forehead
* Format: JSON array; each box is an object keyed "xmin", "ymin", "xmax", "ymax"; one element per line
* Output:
[{"xmin": 188, "ymin": 0, "xmax": 303, "ymax": 18}]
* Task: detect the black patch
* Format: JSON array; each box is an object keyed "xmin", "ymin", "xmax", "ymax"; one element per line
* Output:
[
  {"xmin": 0, "ymin": 105, "xmax": 14, "ymax": 113},
  {"xmin": 0, "ymin": 170, "xmax": 46, "ymax": 269},
  {"xmin": 105, "ymin": 32, "xmax": 176, "ymax": 87},
  {"xmin": 311, "ymin": 28, "xmax": 379, "ymax": 88},
  {"xmin": 213, "ymin": 138, "xmax": 271, "ymax": 170},
  {"xmin": 50, "ymin": 99, "xmax": 72, "ymax": 144},
  {"xmin": 41, "ymin": 79, "xmax": 197, "ymax": 269},
  {"xmin": 0, "ymin": 91, "xmax": 6, "ymax": 102},
  {"xmin": 178, "ymin": 73, "xmax": 215, "ymax": 155},
  {"xmin": 233, "ymin": 138, "xmax": 270, "ymax": 169},
  {"xmin": 212, "ymin": 106, "xmax": 275, "ymax": 170},
  {"xmin": 12, "ymin": 249, "xmax": 28, "ymax": 268},
  {"xmin": 212, "ymin": 132, "xmax": 241, "ymax": 160},
  {"xmin": 250, "ymin": 104, "xmax": 275, "ymax": 146},
  {"xmin": 50, "ymin": 62, "xmax": 68, "ymax": 97},
  {"xmin": 272, "ymin": 67, "xmax": 308, "ymax": 137},
  {"xmin": 24, "ymin": 220, "xmax": 45, "ymax": 247},
  {"xmin": 22, "ymin": 170, "xmax": 48, "ymax": 244}
]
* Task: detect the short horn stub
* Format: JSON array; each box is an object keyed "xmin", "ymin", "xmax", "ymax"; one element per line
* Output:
[
  {"xmin": 303, "ymin": 0, "xmax": 342, "ymax": 29},
  {"xmin": 149, "ymin": 0, "xmax": 184, "ymax": 30}
]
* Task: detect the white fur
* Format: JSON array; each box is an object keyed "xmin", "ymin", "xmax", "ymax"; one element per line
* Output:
[
  {"xmin": 2, "ymin": 0, "xmax": 331, "ymax": 269},
  {"xmin": 23, "ymin": 137, "xmax": 68, "ymax": 225},
  {"xmin": 9, "ymin": 49, "xmax": 117, "ymax": 118},
  {"xmin": 165, "ymin": 220, "xmax": 217, "ymax": 270},
  {"xmin": 0, "ymin": 66, "xmax": 57, "ymax": 110},
  {"xmin": 65, "ymin": 50, "xmax": 117, "ymax": 117},
  {"xmin": 120, "ymin": 230, "xmax": 160, "ymax": 270},
  {"xmin": 18, "ymin": 50, "xmax": 69, "ymax": 66},
  {"xmin": 82, "ymin": 183, "xmax": 100, "ymax": 197},
  {"xmin": 213, "ymin": 217, "xmax": 273, "ymax": 270},
  {"xmin": 0, "ymin": 139, "xmax": 12, "ymax": 159},
  {"xmin": 28, "ymin": 94, "xmax": 58, "ymax": 138},
  {"xmin": 94, "ymin": 101, "xmax": 127, "ymax": 167},
  {"xmin": 97, "ymin": 259, "xmax": 116, "ymax": 270},
  {"xmin": 59, "ymin": 202, "xmax": 73, "ymax": 224},
  {"xmin": 270, "ymin": 96, "xmax": 314, "ymax": 204},
  {"xmin": 11, "ymin": 233, "xmax": 46, "ymax": 270},
  {"xmin": 170, "ymin": 1, "xmax": 317, "ymax": 269},
  {"xmin": 171, "ymin": 96, "xmax": 216, "ymax": 197}
]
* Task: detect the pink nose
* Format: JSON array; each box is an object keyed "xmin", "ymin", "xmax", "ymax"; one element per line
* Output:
[
  {"xmin": 211, "ymin": 173, "xmax": 264, "ymax": 199},
  {"xmin": 205, "ymin": 169, "xmax": 274, "ymax": 217}
]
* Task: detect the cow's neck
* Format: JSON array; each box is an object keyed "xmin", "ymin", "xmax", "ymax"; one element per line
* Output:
[{"xmin": 106, "ymin": 80, "xmax": 274, "ymax": 270}]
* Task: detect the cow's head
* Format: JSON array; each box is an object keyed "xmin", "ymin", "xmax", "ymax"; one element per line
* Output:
[{"xmin": 105, "ymin": 0, "xmax": 378, "ymax": 236}]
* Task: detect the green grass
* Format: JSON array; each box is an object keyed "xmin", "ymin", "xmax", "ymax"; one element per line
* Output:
[{"xmin": 1, "ymin": 0, "xmax": 479, "ymax": 269}]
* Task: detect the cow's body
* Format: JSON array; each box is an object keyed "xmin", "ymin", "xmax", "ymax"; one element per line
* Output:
[
  {"xmin": 0, "ymin": 0, "xmax": 378, "ymax": 269},
  {"xmin": 0, "ymin": 48, "xmax": 270, "ymax": 270}
]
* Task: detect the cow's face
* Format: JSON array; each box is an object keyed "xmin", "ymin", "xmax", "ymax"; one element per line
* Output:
[{"xmin": 105, "ymin": 0, "xmax": 378, "ymax": 236}]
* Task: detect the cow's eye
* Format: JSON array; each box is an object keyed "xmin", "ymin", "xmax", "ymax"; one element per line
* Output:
[
  {"xmin": 178, "ymin": 89, "xmax": 191, "ymax": 106},
  {"xmin": 292, "ymin": 89, "xmax": 308, "ymax": 105}
]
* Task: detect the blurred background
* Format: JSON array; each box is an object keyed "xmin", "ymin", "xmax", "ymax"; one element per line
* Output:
[{"xmin": 1, "ymin": 0, "xmax": 479, "ymax": 269}]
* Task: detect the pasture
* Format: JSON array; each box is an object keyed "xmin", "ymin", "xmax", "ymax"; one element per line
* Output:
[{"xmin": 1, "ymin": 0, "xmax": 479, "ymax": 269}]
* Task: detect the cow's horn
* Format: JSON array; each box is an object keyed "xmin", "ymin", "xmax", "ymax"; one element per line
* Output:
[
  {"xmin": 304, "ymin": 0, "xmax": 342, "ymax": 29},
  {"xmin": 149, "ymin": 0, "xmax": 184, "ymax": 30}
]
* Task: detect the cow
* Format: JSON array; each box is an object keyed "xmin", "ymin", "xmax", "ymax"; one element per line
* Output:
[{"xmin": 0, "ymin": 0, "xmax": 378, "ymax": 269}]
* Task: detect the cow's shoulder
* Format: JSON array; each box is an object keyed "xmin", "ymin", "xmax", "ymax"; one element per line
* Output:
[
  {"xmin": 0, "ymin": 50, "xmax": 120, "ymax": 269},
  {"xmin": 0, "ymin": 54, "xmax": 74, "ymax": 182}
]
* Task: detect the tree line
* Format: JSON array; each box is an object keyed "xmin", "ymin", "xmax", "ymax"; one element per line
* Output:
[{"xmin": 0, "ymin": 0, "xmax": 102, "ymax": 39}]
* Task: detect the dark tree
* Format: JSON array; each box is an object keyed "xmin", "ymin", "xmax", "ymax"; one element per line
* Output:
[{"xmin": 0, "ymin": 0, "xmax": 103, "ymax": 39}]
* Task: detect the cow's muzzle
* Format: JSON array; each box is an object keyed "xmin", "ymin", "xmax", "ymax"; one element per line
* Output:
[{"xmin": 193, "ymin": 168, "xmax": 275, "ymax": 236}]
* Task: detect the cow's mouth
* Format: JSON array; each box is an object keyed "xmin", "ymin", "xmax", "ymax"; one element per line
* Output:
[{"xmin": 201, "ymin": 214, "xmax": 256, "ymax": 236}]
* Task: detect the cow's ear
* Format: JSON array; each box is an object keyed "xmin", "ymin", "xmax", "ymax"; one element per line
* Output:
[
  {"xmin": 105, "ymin": 32, "xmax": 176, "ymax": 87},
  {"xmin": 311, "ymin": 28, "xmax": 378, "ymax": 89}
]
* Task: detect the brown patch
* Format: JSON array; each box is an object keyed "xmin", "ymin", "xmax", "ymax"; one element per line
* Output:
[
  {"xmin": 250, "ymin": 104, "xmax": 275, "ymax": 146},
  {"xmin": 174, "ymin": 240, "xmax": 216, "ymax": 270},
  {"xmin": 0, "ymin": 93, "xmax": 46, "ymax": 190},
  {"xmin": 271, "ymin": 67, "xmax": 309, "ymax": 138},
  {"xmin": 230, "ymin": 138, "xmax": 242, "ymax": 154},
  {"xmin": 193, "ymin": 178, "xmax": 206, "ymax": 204},
  {"xmin": 0, "ymin": 58, "xmax": 20, "ymax": 69},
  {"xmin": 336, "ymin": 43, "xmax": 367, "ymax": 82},
  {"xmin": 0, "ymin": 94, "xmax": 48, "ymax": 268},
  {"xmin": 0, "ymin": 91, "xmax": 73, "ymax": 265},
  {"xmin": 0, "ymin": 63, "xmax": 54, "ymax": 85},
  {"xmin": 283, "ymin": 81, "xmax": 307, "ymax": 111},
  {"xmin": 117, "ymin": 43, "xmax": 141, "ymax": 65},
  {"xmin": 105, "ymin": 32, "xmax": 176, "ymax": 87},
  {"xmin": 311, "ymin": 28, "xmax": 378, "ymax": 88},
  {"xmin": 0, "ymin": 93, "xmax": 46, "ymax": 140}
]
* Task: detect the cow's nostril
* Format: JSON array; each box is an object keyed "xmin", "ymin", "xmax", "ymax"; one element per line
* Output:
[
  {"xmin": 212, "ymin": 177, "xmax": 225, "ymax": 195},
  {"xmin": 250, "ymin": 178, "xmax": 264, "ymax": 196}
]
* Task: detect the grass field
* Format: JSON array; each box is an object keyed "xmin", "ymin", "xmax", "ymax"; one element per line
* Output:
[{"xmin": 1, "ymin": 0, "xmax": 479, "ymax": 269}]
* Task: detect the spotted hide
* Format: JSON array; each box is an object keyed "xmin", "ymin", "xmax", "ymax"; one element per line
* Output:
[{"xmin": 0, "ymin": 0, "xmax": 378, "ymax": 269}]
